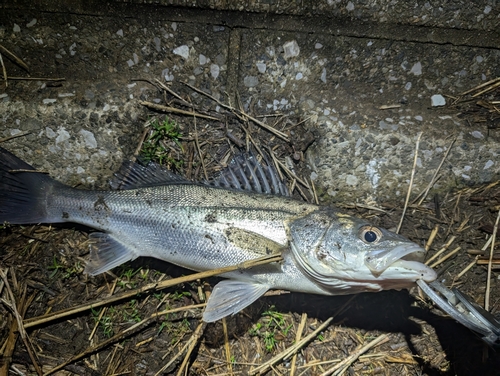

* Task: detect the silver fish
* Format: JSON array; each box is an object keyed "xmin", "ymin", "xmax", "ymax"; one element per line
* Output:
[{"xmin": 0, "ymin": 147, "xmax": 436, "ymax": 322}]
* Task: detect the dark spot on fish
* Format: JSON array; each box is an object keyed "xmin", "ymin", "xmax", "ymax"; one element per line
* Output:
[
  {"xmin": 204, "ymin": 234, "xmax": 215, "ymax": 244},
  {"xmin": 205, "ymin": 213, "xmax": 217, "ymax": 223},
  {"xmin": 62, "ymin": 212, "xmax": 69, "ymax": 219},
  {"xmin": 94, "ymin": 195, "xmax": 110, "ymax": 212},
  {"xmin": 146, "ymin": 199, "xmax": 152, "ymax": 206},
  {"xmin": 317, "ymin": 249, "xmax": 328, "ymax": 261},
  {"xmin": 171, "ymin": 223, "xmax": 177, "ymax": 229}
]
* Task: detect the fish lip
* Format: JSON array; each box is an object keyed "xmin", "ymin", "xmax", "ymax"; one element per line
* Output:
[{"xmin": 364, "ymin": 244, "xmax": 427, "ymax": 274}]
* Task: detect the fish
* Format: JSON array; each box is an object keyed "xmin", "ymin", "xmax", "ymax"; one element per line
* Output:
[{"xmin": 0, "ymin": 147, "xmax": 436, "ymax": 322}]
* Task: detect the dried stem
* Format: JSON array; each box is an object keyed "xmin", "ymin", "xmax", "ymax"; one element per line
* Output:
[
  {"xmin": 397, "ymin": 132, "xmax": 422, "ymax": 234},
  {"xmin": 24, "ymin": 253, "xmax": 282, "ymax": 329},
  {"xmin": 485, "ymin": 209, "xmax": 500, "ymax": 311}
]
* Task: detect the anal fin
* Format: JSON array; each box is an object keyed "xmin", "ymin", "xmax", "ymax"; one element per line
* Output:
[
  {"xmin": 85, "ymin": 232, "xmax": 136, "ymax": 275},
  {"xmin": 202, "ymin": 279, "xmax": 270, "ymax": 322}
]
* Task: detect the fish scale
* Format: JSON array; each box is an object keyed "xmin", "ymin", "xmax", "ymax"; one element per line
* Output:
[{"xmin": 0, "ymin": 147, "xmax": 436, "ymax": 322}]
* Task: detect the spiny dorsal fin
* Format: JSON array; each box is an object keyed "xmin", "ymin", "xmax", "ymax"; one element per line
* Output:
[
  {"xmin": 210, "ymin": 152, "xmax": 289, "ymax": 196},
  {"xmin": 111, "ymin": 160, "xmax": 189, "ymax": 190}
]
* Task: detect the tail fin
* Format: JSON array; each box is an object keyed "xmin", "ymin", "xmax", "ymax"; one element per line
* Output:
[{"xmin": 0, "ymin": 147, "xmax": 61, "ymax": 224}]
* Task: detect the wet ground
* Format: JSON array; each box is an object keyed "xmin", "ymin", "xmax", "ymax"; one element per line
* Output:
[{"xmin": 1, "ymin": 2, "xmax": 500, "ymax": 375}]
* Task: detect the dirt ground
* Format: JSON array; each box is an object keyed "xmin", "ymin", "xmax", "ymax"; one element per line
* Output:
[{"xmin": 1, "ymin": 4, "xmax": 500, "ymax": 376}]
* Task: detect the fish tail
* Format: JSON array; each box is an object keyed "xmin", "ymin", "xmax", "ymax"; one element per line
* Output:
[{"xmin": 0, "ymin": 147, "xmax": 64, "ymax": 224}]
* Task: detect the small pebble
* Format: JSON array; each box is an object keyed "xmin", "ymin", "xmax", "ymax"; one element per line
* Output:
[
  {"xmin": 410, "ymin": 62, "xmax": 422, "ymax": 75},
  {"xmin": 116, "ymin": 29, "xmax": 123, "ymax": 37},
  {"xmin": 283, "ymin": 40, "xmax": 300, "ymax": 59},
  {"xmin": 210, "ymin": 64, "xmax": 220, "ymax": 79},
  {"xmin": 173, "ymin": 45, "xmax": 189, "ymax": 59},
  {"xmin": 26, "ymin": 18, "xmax": 37, "ymax": 28},
  {"xmin": 244, "ymin": 76, "xmax": 259, "ymax": 87},
  {"xmin": 256, "ymin": 62, "xmax": 266, "ymax": 74},
  {"xmin": 484, "ymin": 160, "xmax": 494, "ymax": 169},
  {"xmin": 431, "ymin": 94, "xmax": 446, "ymax": 106}
]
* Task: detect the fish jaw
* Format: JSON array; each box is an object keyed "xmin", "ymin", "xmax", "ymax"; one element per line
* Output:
[{"xmin": 364, "ymin": 244, "xmax": 436, "ymax": 282}]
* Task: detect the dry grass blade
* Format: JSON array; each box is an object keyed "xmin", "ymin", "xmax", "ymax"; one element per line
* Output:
[
  {"xmin": 414, "ymin": 136, "xmax": 456, "ymax": 206},
  {"xmin": 429, "ymin": 246, "xmax": 461, "ymax": 268},
  {"xmin": 320, "ymin": 334, "xmax": 389, "ymax": 376},
  {"xmin": 181, "ymin": 81, "xmax": 290, "ymax": 142},
  {"xmin": 222, "ymin": 317, "xmax": 234, "ymax": 376},
  {"xmin": 176, "ymin": 322, "xmax": 205, "ymax": 376},
  {"xmin": 139, "ymin": 100, "xmax": 220, "ymax": 121},
  {"xmin": 425, "ymin": 224, "xmax": 440, "ymax": 252},
  {"xmin": 396, "ymin": 132, "xmax": 422, "ymax": 234},
  {"xmin": 23, "ymin": 253, "xmax": 282, "ymax": 329},
  {"xmin": 0, "ymin": 131, "xmax": 31, "ymax": 143},
  {"xmin": 0, "ymin": 43, "xmax": 29, "ymax": 71},
  {"xmin": 485, "ymin": 209, "xmax": 500, "ymax": 311},
  {"xmin": 249, "ymin": 316, "xmax": 335, "ymax": 375},
  {"xmin": 44, "ymin": 304, "xmax": 205, "ymax": 376},
  {"xmin": 459, "ymin": 77, "xmax": 500, "ymax": 96},
  {"xmin": 0, "ymin": 53, "xmax": 7, "ymax": 88},
  {"xmin": 425, "ymin": 236, "xmax": 456, "ymax": 266},
  {"xmin": 471, "ymin": 79, "xmax": 500, "ymax": 98},
  {"xmin": 290, "ymin": 313, "xmax": 307, "ymax": 376},
  {"xmin": 0, "ymin": 76, "xmax": 64, "ymax": 81},
  {"xmin": 0, "ymin": 269, "xmax": 42, "ymax": 376}
]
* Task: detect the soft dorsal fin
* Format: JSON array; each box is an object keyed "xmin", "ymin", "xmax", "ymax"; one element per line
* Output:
[
  {"xmin": 210, "ymin": 152, "xmax": 290, "ymax": 196},
  {"xmin": 111, "ymin": 160, "xmax": 189, "ymax": 190}
]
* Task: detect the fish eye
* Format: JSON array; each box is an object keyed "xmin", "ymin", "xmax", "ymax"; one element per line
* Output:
[{"xmin": 359, "ymin": 226, "xmax": 383, "ymax": 244}]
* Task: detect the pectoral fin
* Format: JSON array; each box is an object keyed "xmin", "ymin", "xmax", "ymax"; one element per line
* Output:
[
  {"xmin": 85, "ymin": 232, "xmax": 137, "ymax": 275},
  {"xmin": 202, "ymin": 280, "xmax": 270, "ymax": 322}
]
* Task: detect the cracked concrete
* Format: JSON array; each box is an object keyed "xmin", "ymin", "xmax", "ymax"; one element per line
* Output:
[{"xmin": 0, "ymin": 0, "xmax": 499, "ymax": 203}]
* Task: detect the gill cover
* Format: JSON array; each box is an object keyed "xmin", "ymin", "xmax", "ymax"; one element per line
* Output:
[{"xmin": 286, "ymin": 208, "xmax": 352, "ymax": 288}]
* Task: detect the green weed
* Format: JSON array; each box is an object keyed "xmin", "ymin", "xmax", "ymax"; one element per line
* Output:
[{"xmin": 141, "ymin": 117, "xmax": 184, "ymax": 170}]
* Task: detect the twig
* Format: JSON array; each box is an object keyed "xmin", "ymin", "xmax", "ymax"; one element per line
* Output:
[
  {"xmin": 0, "ymin": 75, "xmax": 64, "ymax": 81},
  {"xmin": 181, "ymin": 81, "xmax": 290, "ymax": 141},
  {"xmin": 154, "ymin": 78, "xmax": 192, "ymax": 107},
  {"xmin": 485, "ymin": 209, "xmax": 500, "ymax": 311},
  {"xmin": 0, "ymin": 269, "xmax": 42, "ymax": 376},
  {"xmin": 193, "ymin": 115, "xmax": 208, "ymax": 181},
  {"xmin": 250, "ymin": 296, "xmax": 356, "ymax": 375},
  {"xmin": 429, "ymin": 246, "xmax": 461, "ymax": 268},
  {"xmin": 453, "ymin": 257, "xmax": 479, "ymax": 284},
  {"xmin": 396, "ymin": 132, "xmax": 422, "ymax": 234},
  {"xmin": 250, "ymin": 317, "xmax": 335, "ymax": 375},
  {"xmin": 0, "ymin": 53, "xmax": 7, "ymax": 88},
  {"xmin": 88, "ymin": 279, "xmax": 117, "ymax": 341},
  {"xmin": 320, "ymin": 334, "xmax": 389, "ymax": 376},
  {"xmin": 379, "ymin": 104, "xmax": 401, "ymax": 109},
  {"xmin": 139, "ymin": 100, "xmax": 220, "ymax": 121},
  {"xmin": 472, "ymin": 79, "xmax": 500, "ymax": 97},
  {"xmin": 425, "ymin": 236, "xmax": 456, "ymax": 265},
  {"xmin": 0, "ymin": 131, "xmax": 31, "ymax": 143},
  {"xmin": 425, "ymin": 224, "xmax": 439, "ymax": 252},
  {"xmin": 222, "ymin": 317, "xmax": 234, "ymax": 376},
  {"xmin": 460, "ymin": 77, "xmax": 500, "ymax": 96},
  {"xmin": 176, "ymin": 322, "xmax": 205, "ymax": 376},
  {"xmin": 413, "ymin": 136, "xmax": 456, "ymax": 206},
  {"xmin": 23, "ymin": 253, "xmax": 282, "ymax": 329},
  {"xmin": 45, "ymin": 303, "xmax": 205, "ymax": 376},
  {"xmin": 0, "ymin": 44, "xmax": 29, "ymax": 71},
  {"xmin": 290, "ymin": 313, "xmax": 307, "ymax": 376}
]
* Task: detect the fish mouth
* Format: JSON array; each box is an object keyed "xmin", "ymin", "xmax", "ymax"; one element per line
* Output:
[{"xmin": 364, "ymin": 244, "xmax": 437, "ymax": 282}]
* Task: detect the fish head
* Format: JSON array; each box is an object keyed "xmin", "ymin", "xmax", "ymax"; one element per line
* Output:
[{"xmin": 287, "ymin": 208, "xmax": 437, "ymax": 293}]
